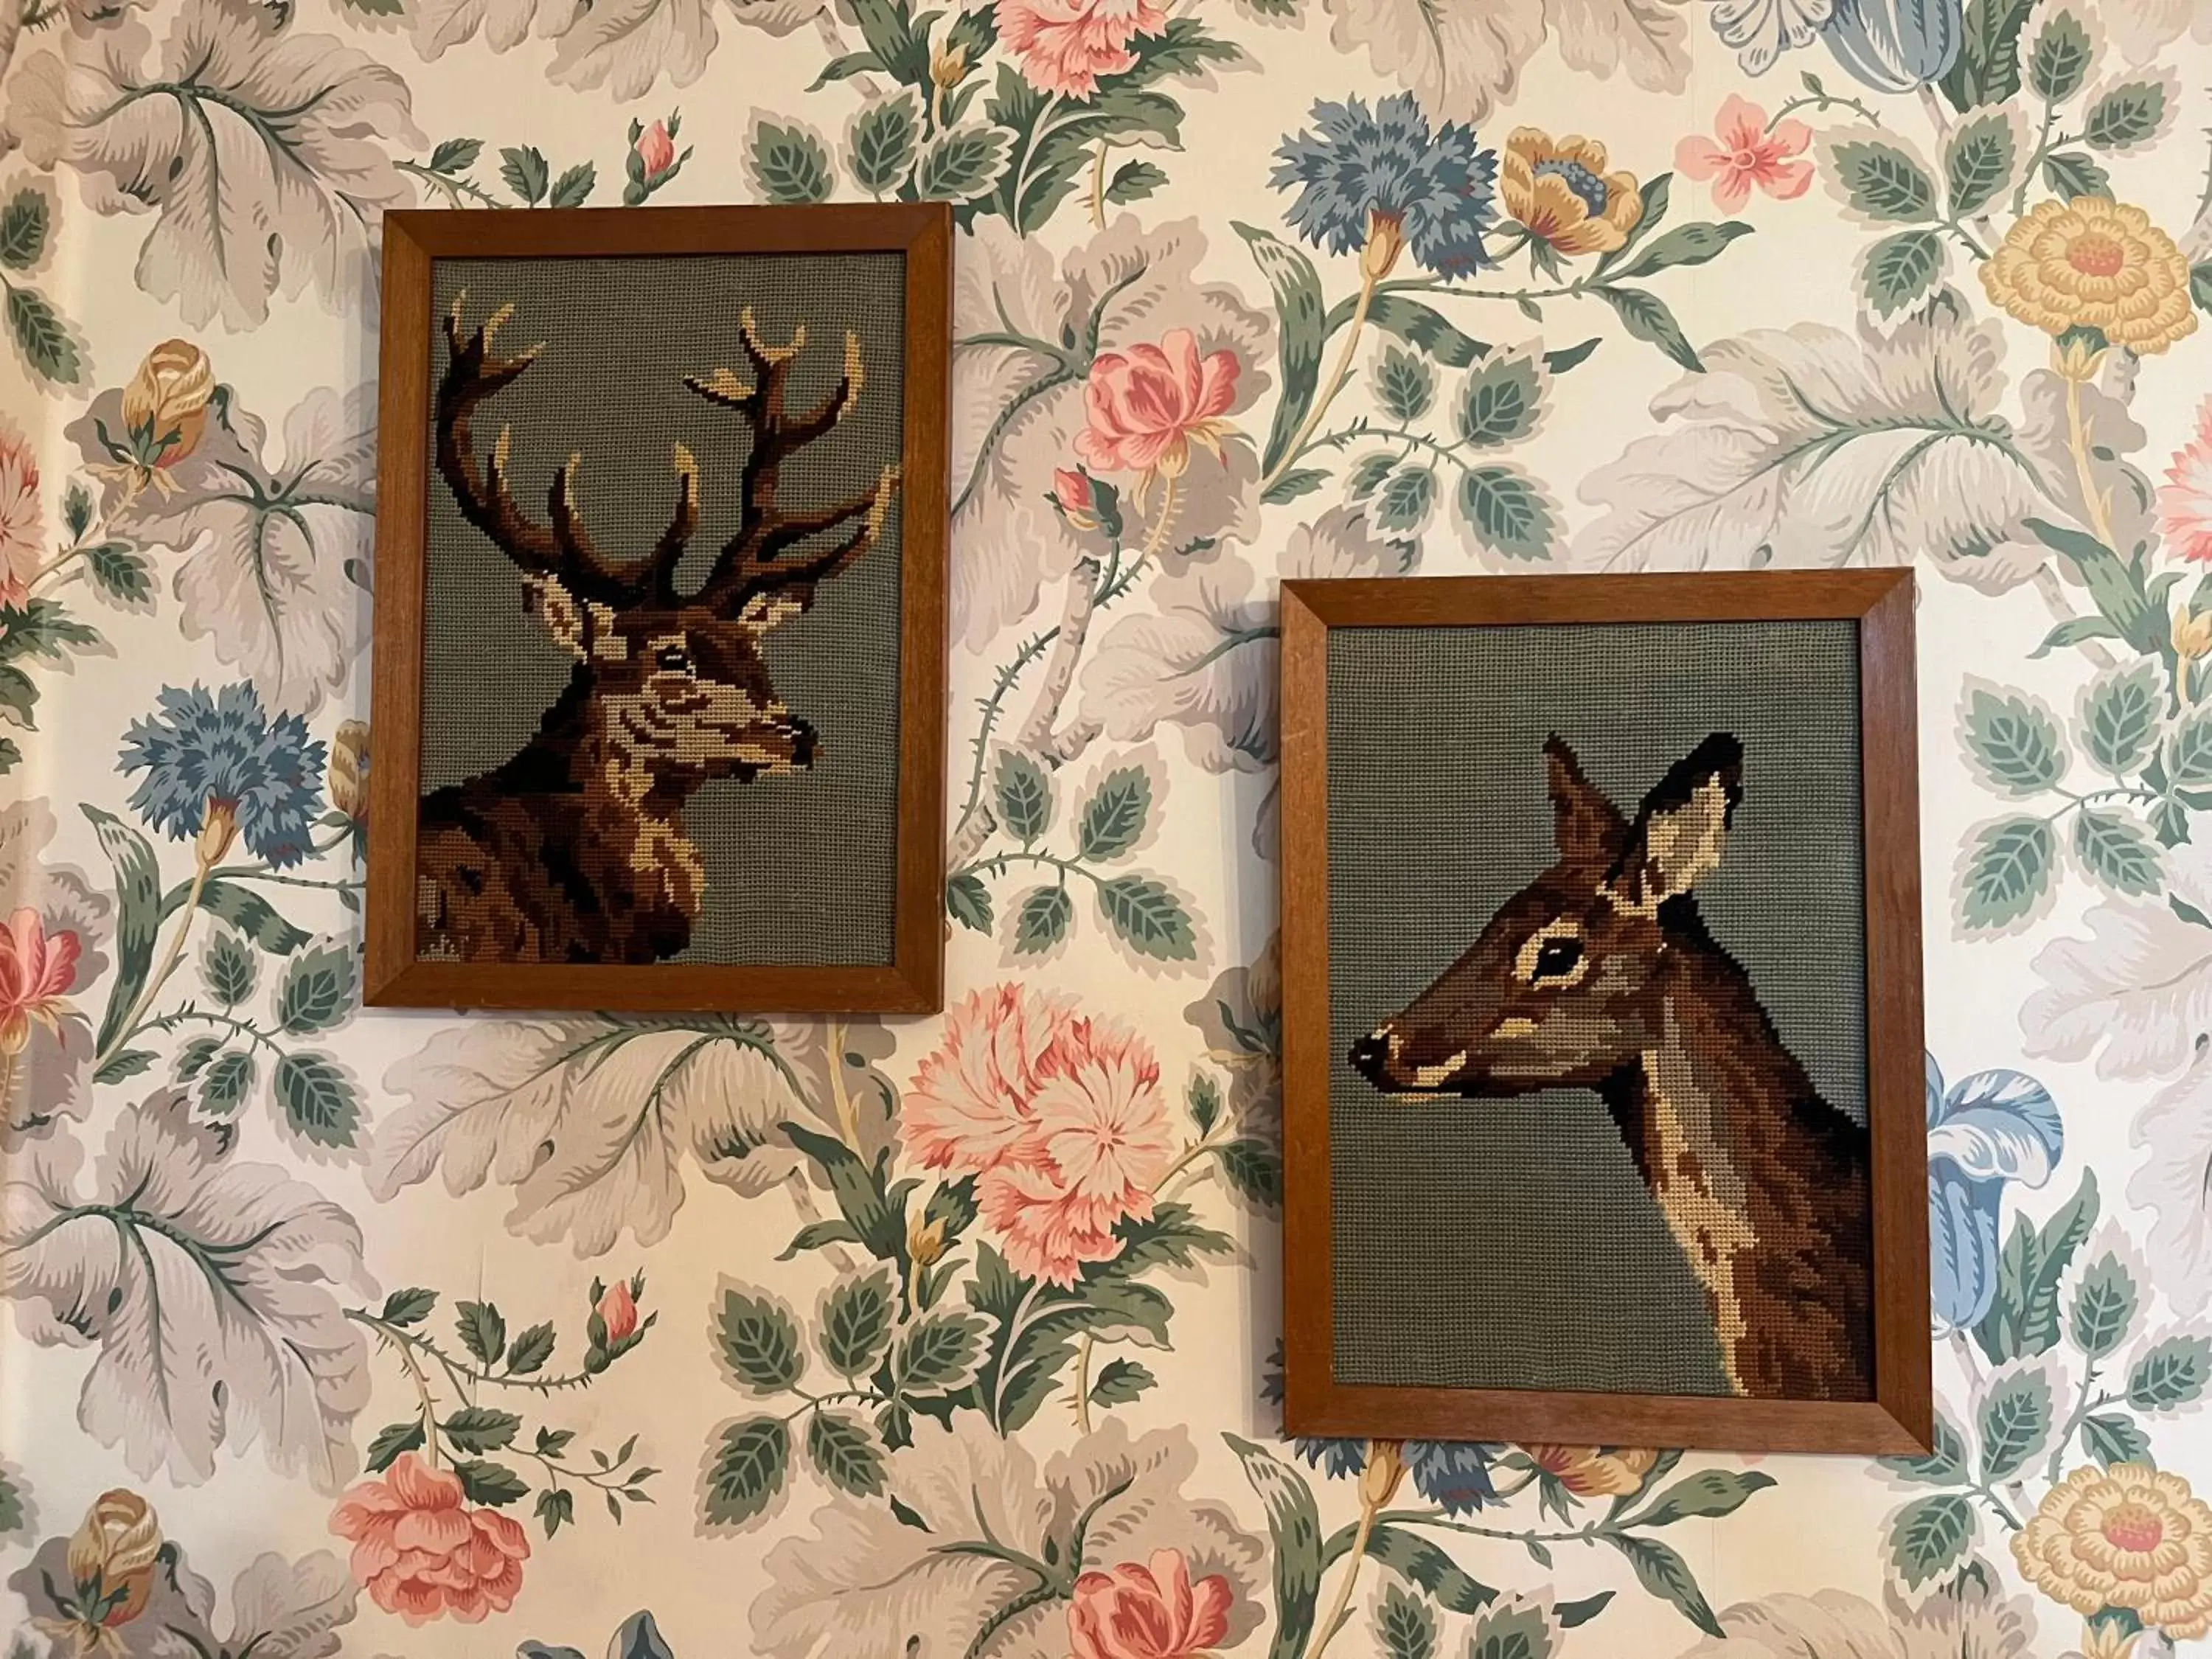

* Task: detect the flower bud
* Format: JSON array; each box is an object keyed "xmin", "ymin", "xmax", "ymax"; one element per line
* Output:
[
  {"xmin": 595, "ymin": 1277, "xmax": 639, "ymax": 1344},
  {"xmin": 931, "ymin": 44, "xmax": 968, "ymax": 90},
  {"xmin": 2052, "ymin": 328, "xmax": 2110, "ymax": 383},
  {"xmin": 908, "ymin": 1211, "xmax": 949, "ymax": 1268},
  {"xmin": 195, "ymin": 798, "xmax": 240, "ymax": 869},
  {"xmin": 120, "ymin": 340, "xmax": 215, "ymax": 469},
  {"xmin": 635, "ymin": 119, "xmax": 676, "ymax": 181},
  {"xmin": 1049, "ymin": 467, "xmax": 1102, "ymax": 533},
  {"xmin": 330, "ymin": 720, "xmax": 369, "ymax": 821},
  {"xmin": 1358, "ymin": 1439, "xmax": 1406, "ymax": 1509},
  {"xmin": 2176, "ymin": 606, "xmax": 2212, "ymax": 662},
  {"xmin": 67, "ymin": 1489, "xmax": 162, "ymax": 1627},
  {"xmin": 1361, "ymin": 209, "xmax": 1407, "ymax": 283}
]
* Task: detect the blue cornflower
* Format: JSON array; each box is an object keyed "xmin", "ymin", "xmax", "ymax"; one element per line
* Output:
[
  {"xmin": 119, "ymin": 682, "xmax": 327, "ymax": 868},
  {"xmin": 1270, "ymin": 93, "xmax": 1497, "ymax": 278},
  {"xmin": 1405, "ymin": 1441, "xmax": 1503, "ymax": 1514}
]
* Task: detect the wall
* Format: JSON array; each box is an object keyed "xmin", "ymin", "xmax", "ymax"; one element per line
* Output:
[{"xmin": 1, "ymin": 1, "xmax": 2208, "ymax": 1655}]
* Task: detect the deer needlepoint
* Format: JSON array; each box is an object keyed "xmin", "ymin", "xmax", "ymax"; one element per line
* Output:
[
  {"xmin": 415, "ymin": 296, "xmax": 900, "ymax": 965},
  {"xmin": 1347, "ymin": 734, "xmax": 1874, "ymax": 1400}
]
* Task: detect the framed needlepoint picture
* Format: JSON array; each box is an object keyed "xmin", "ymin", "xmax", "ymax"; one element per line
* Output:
[
  {"xmin": 366, "ymin": 204, "xmax": 950, "ymax": 1014},
  {"xmin": 1279, "ymin": 571, "xmax": 1930, "ymax": 1454}
]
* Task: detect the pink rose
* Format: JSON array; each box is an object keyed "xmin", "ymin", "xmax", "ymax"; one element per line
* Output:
[
  {"xmin": 1674, "ymin": 94, "xmax": 1814, "ymax": 215},
  {"xmin": 636, "ymin": 119, "xmax": 676, "ymax": 179},
  {"xmin": 1068, "ymin": 1548, "xmax": 1234, "ymax": 1659},
  {"xmin": 903, "ymin": 986, "xmax": 1175, "ymax": 1286},
  {"xmin": 995, "ymin": 0, "xmax": 1166, "ymax": 98},
  {"xmin": 330, "ymin": 1453, "xmax": 532, "ymax": 1625},
  {"xmin": 0, "ymin": 906, "xmax": 80, "ymax": 1056},
  {"xmin": 1074, "ymin": 329, "xmax": 1239, "ymax": 480},
  {"xmin": 0, "ymin": 421, "xmax": 42, "ymax": 608},
  {"xmin": 597, "ymin": 1277, "xmax": 640, "ymax": 1343}
]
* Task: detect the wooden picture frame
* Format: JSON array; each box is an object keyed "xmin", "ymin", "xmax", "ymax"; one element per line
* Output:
[
  {"xmin": 366, "ymin": 204, "xmax": 950, "ymax": 1014},
  {"xmin": 1279, "ymin": 571, "xmax": 1930, "ymax": 1454}
]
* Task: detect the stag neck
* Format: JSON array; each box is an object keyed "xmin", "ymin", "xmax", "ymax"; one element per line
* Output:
[{"xmin": 498, "ymin": 667, "xmax": 700, "ymax": 819}]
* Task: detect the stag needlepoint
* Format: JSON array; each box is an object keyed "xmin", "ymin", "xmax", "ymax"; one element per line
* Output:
[
  {"xmin": 1350, "ymin": 732, "xmax": 1875, "ymax": 1401},
  {"xmin": 414, "ymin": 293, "xmax": 901, "ymax": 966}
]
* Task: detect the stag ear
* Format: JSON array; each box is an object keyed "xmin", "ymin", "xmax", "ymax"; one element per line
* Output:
[
  {"xmin": 521, "ymin": 574, "xmax": 629, "ymax": 664},
  {"xmin": 1604, "ymin": 733, "xmax": 1744, "ymax": 914},
  {"xmin": 1545, "ymin": 735, "xmax": 1627, "ymax": 869}
]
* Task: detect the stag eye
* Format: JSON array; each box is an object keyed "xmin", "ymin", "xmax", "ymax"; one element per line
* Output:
[
  {"xmin": 1531, "ymin": 937, "xmax": 1583, "ymax": 982},
  {"xmin": 655, "ymin": 644, "xmax": 692, "ymax": 674}
]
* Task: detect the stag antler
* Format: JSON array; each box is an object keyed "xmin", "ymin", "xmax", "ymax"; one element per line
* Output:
[
  {"xmin": 684, "ymin": 308, "xmax": 900, "ymax": 627},
  {"xmin": 437, "ymin": 295, "xmax": 700, "ymax": 605}
]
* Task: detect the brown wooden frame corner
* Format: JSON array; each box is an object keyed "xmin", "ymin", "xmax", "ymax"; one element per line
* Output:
[
  {"xmin": 1279, "ymin": 571, "xmax": 1930, "ymax": 1455},
  {"xmin": 366, "ymin": 204, "xmax": 951, "ymax": 1015}
]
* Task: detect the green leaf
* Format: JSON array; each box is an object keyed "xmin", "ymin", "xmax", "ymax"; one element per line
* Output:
[
  {"xmin": 1236, "ymin": 223, "xmax": 1326, "ymax": 476},
  {"xmin": 201, "ymin": 926, "xmax": 258, "ymax": 1007},
  {"xmin": 2083, "ymin": 663, "xmax": 2163, "ymax": 776},
  {"xmin": 1455, "ymin": 466, "xmax": 1555, "ymax": 561},
  {"xmin": 1357, "ymin": 293, "xmax": 1489, "ymax": 366},
  {"xmin": 442, "ymin": 1407, "xmax": 524, "ymax": 1453},
  {"xmin": 276, "ymin": 939, "xmax": 355, "ymax": 1032},
  {"xmin": 2085, "ymin": 80, "xmax": 2169, "ymax": 152},
  {"xmin": 505, "ymin": 1321, "xmax": 557, "ymax": 1375},
  {"xmin": 1262, "ymin": 467, "xmax": 1329, "ymax": 506},
  {"xmin": 1105, "ymin": 159, "xmax": 1168, "ymax": 203},
  {"xmin": 1607, "ymin": 220, "xmax": 1754, "ymax": 282},
  {"xmin": 364, "ymin": 1420, "xmax": 424, "ymax": 1472},
  {"xmin": 781, "ymin": 1120, "xmax": 908, "ymax": 1262},
  {"xmin": 1831, "ymin": 139, "xmax": 1939, "ymax": 220},
  {"xmin": 498, "ymin": 145, "xmax": 549, "ymax": 204},
  {"xmin": 1374, "ymin": 1582, "xmax": 1435, "ymax": 1659},
  {"xmin": 1347, "ymin": 452, "xmax": 1397, "ymax": 498},
  {"xmin": 453, "ymin": 1459, "xmax": 528, "ymax": 1506},
  {"xmin": 192, "ymin": 880, "xmax": 312, "ymax": 955},
  {"xmin": 819, "ymin": 1270, "xmax": 897, "ymax": 1377},
  {"xmin": 2044, "ymin": 150, "xmax": 2113, "ymax": 200},
  {"xmin": 0, "ymin": 734, "xmax": 18, "ymax": 774},
  {"xmin": 1632, "ymin": 1470, "xmax": 1777, "ymax": 1527},
  {"xmin": 548, "ymin": 161, "xmax": 596, "ymax": 209},
  {"xmin": 1228, "ymin": 1436, "xmax": 1324, "ymax": 1659},
  {"xmin": 1941, "ymin": 0, "xmax": 2034, "ymax": 108},
  {"xmin": 380, "ymin": 1287, "xmax": 437, "ymax": 1326},
  {"xmin": 994, "ymin": 749, "xmax": 1051, "ymax": 841},
  {"xmin": 1089, "ymin": 1357, "xmax": 1156, "ymax": 1406},
  {"xmin": 1861, "ymin": 229, "xmax": 1947, "ymax": 319},
  {"xmin": 914, "ymin": 126, "xmax": 1010, "ymax": 201},
  {"xmin": 703, "ymin": 1417, "xmax": 790, "ymax": 1527},
  {"xmin": 1604, "ymin": 1534, "xmax": 1720, "ymax": 1637},
  {"xmin": 457, "ymin": 1300, "xmax": 507, "ymax": 1368},
  {"xmin": 2083, "ymin": 1411, "xmax": 2154, "ymax": 1465},
  {"xmin": 945, "ymin": 871, "xmax": 993, "ymax": 933},
  {"xmin": 198, "ymin": 1049, "xmax": 255, "ymax": 1115},
  {"xmin": 1557, "ymin": 1593, "xmax": 1615, "ymax": 1629},
  {"xmin": 63, "ymin": 481, "xmax": 91, "ymax": 540},
  {"xmin": 1978, "ymin": 1368, "xmax": 2053, "ymax": 1479},
  {"xmin": 1078, "ymin": 765, "xmax": 1153, "ymax": 860},
  {"xmin": 0, "ymin": 189, "xmax": 48, "ymax": 270},
  {"xmin": 84, "ymin": 805, "xmax": 160, "ymax": 1057},
  {"xmin": 2027, "ymin": 517, "xmax": 2163, "ymax": 653},
  {"xmin": 1597, "ymin": 285, "xmax": 1702, "ymax": 372},
  {"xmin": 847, "ymin": 94, "xmax": 921, "ymax": 194},
  {"xmin": 7, "ymin": 286, "xmax": 78, "ymax": 384},
  {"xmin": 805, "ymin": 1411, "xmax": 886, "ymax": 1497},
  {"xmin": 1455, "ymin": 351, "xmax": 1545, "ymax": 448},
  {"xmin": 716, "ymin": 1287, "xmax": 805, "ymax": 1393},
  {"xmin": 84, "ymin": 543, "xmax": 153, "ymax": 608},
  {"xmin": 94, "ymin": 1048, "xmax": 155, "ymax": 1085},
  {"xmin": 428, "ymin": 136, "xmax": 482, "ymax": 174},
  {"xmin": 1374, "ymin": 466, "xmax": 1435, "ymax": 533},
  {"xmin": 2027, "ymin": 7, "xmax": 2095, "ymax": 101},
  {"xmin": 535, "ymin": 1486, "xmax": 574, "ymax": 1538},
  {"xmin": 894, "ymin": 1310, "xmax": 988, "ymax": 1394},
  {"xmin": 274, "ymin": 1052, "xmax": 361, "ymax": 1150},
  {"xmin": 1365, "ymin": 1524, "xmax": 1493, "ymax": 1613},
  {"xmin": 1886, "ymin": 1493, "xmax": 1975, "ymax": 1589},
  {"xmin": 1216, "ymin": 1136, "xmax": 1283, "ymax": 1211},
  {"xmin": 1187, "ymin": 1073, "xmax": 1222, "ymax": 1135},
  {"xmin": 1974, "ymin": 1170, "xmax": 2098, "ymax": 1361},
  {"xmin": 2071, "ymin": 1249, "xmax": 2140, "ymax": 1360},
  {"xmin": 1373, "ymin": 346, "xmax": 1433, "ymax": 422},
  {"xmin": 2074, "ymin": 809, "xmax": 2163, "ymax": 897},
  {"xmin": 1962, "ymin": 686, "xmax": 2066, "ymax": 793},
  {"xmin": 1012, "ymin": 886, "xmax": 1072, "ymax": 954},
  {"xmin": 1467, "ymin": 1599, "xmax": 1559, "ymax": 1659},
  {"xmin": 1881, "ymin": 1411, "xmax": 1969, "ymax": 1484},
  {"xmin": 0, "ymin": 661, "xmax": 33, "ymax": 727},
  {"xmin": 1944, "ymin": 111, "xmax": 2018, "ymax": 215},
  {"xmin": 1096, "ymin": 875, "xmax": 1197, "ymax": 961},
  {"xmin": 2128, "ymin": 1335, "xmax": 2212, "ymax": 1412},
  {"xmin": 2172, "ymin": 709, "xmax": 2212, "ymax": 787},
  {"xmin": 750, "ymin": 121, "xmax": 833, "ymax": 204}
]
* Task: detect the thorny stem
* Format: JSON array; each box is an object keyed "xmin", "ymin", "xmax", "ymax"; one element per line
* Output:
[
  {"xmin": 0, "ymin": 1048, "xmax": 18, "ymax": 1129},
  {"xmin": 345, "ymin": 1310, "xmax": 602, "ymax": 1396},
  {"xmin": 396, "ymin": 160, "xmax": 499, "ymax": 209},
  {"xmin": 1304, "ymin": 1481, "xmax": 1384, "ymax": 1659},
  {"xmin": 1089, "ymin": 140, "xmax": 1113, "ymax": 229},
  {"xmin": 1072, "ymin": 1335, "xmax": 1096, "ymax": 1435},
  {"xmin": 2065, "ymin": 372, "xmax": 2123, "ymax": 555},
  {"xmin": 1262, "ymin": 260, "xmax": 1381, "ymax": 495},
  {"xmin": 1767, "ymin": 89, "xmax": 1883, "ymax": 131},
  {"xmin": 1135, "ymin": 473, "xmax": 1182, "ymax": 564},
  {"xmin": 2046, "ymin": 1378, "xmax": 2123, "ymax": 1484},
  {"xmin": 825, "ymin": 1019, "xmax": 863, "ymax": 1151},
  {"xmin": 139, "ymin": 1006, "xmax": 288, "ymax": 1058}
]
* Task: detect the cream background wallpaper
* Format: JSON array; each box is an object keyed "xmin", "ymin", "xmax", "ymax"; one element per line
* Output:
[{"xmin": 2, "ymin": 0, "xmax": 2211, "ymax": 1655}]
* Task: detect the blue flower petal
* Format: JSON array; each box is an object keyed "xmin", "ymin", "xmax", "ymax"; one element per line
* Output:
[
  {"xmin": 1928, "ymin": 1069, "xmax": 2062, "ymax": 1186},
  {"xmin": 1929, "ymin": 1164, "xmax": 2002, "ymax": 1329}
]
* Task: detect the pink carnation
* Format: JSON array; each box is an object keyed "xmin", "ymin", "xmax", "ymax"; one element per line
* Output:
[
  {"xmin": 995, "ymin": 0, "xmax": 1166, "ymax": 98},
  {"xmin": 0, "ymin": 422, "xmax": 42, "ymax": 608},
  {"xmin": 903, "ymin": 984, "xmax": 1175, "ymax": 1285},
  {"xmin": 2161, "ymin": 399, "xmax": 2212, "ymax": 563}
]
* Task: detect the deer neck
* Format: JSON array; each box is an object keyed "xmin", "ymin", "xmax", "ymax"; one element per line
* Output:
[{"xmin": 1596, "ymin": 947, "xmax": 1840, "ymax": 1394}]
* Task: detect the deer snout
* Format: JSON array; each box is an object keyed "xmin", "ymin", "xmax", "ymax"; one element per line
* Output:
[{"xmin": 1348, "ymin": 1029, "xmax": 1392, "ymax": 1085}]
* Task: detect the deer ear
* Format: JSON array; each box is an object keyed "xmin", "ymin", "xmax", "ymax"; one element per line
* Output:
[
  {"xmin": 524, "ymin": 575, "xmax": 590, "ymax": 661},
  {"xmin": 1545, "ymin": 735, "xmax": 1627, "ymax": 869},
  {"xmin": 1606, "ymin": 733, "xmax": 1744, "ymax": 914}
]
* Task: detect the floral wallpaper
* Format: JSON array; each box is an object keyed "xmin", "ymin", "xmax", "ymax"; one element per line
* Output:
[{"xmin": 9, "ymin": 0, "xmax": 2212, "ymax": 1655}]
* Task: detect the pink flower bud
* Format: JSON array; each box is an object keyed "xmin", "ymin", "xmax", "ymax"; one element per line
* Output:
[
  {"xmin": 1052, "ymin": 467, "xmax": 1093, "ymax": 514},
  {"xmin": 635, "ymin": 120, "xmax": 675, "ymax": 180},
  {"xmin": 597, "ymin": 1278, "xmax": 639, "ymax": 1344}
]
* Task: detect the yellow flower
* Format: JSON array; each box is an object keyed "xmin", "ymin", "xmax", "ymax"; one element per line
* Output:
[
  {"xmin": 2176, "ymin": 606, "xmax": 2212, "ymax": 662},
  {"xmin": 119, "ymin": 339, "xmax": 214, "ymax": 467},
  {"xmin": 1522, "ymin": 1444, "xmax": 1658, "ymax": 1496},
  {"xmin": 329, "ymin": 719, "xmax": 369, "ymax": 821},
  {"xmin": 65, "ymin": 1489, "xmax": 163, "ymax": 1630},
  {"xmin": 2015, "ymin": 1462, "xmax": 2212, "ymax": 1637},
  {"xmin": 1981, "ymin": 198, "xmax": 2198, "ymax": 355},
  {"xmin": 1358, "ymin": 1440, "xmax": 1407, "ymax": 1509},
  {"xmin": 2078, "ymin": 1621, "xmax": 2141, "ymax": 1659},
  {"xmin": 1500, "ymin": 130, "xmax": 1644, "ymax": 257}
]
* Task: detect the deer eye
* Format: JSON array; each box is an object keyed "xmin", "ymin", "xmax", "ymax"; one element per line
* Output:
[
  {"xmin": 1531, "ymin": 937, "xmax": 1583, "ymax": 982},
  {"xmin": 655, "ymin": 644, "xmax": 692, "ymax": 674}
]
